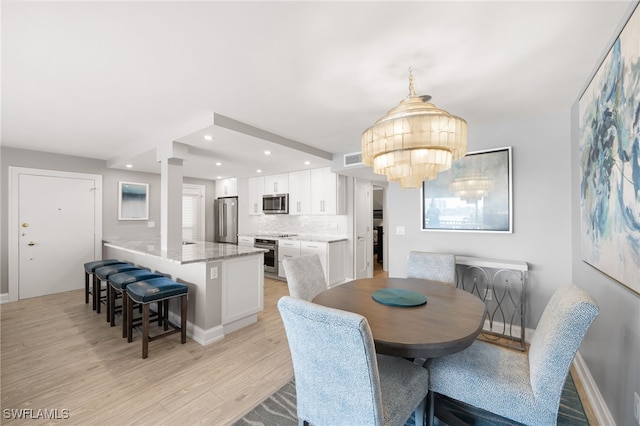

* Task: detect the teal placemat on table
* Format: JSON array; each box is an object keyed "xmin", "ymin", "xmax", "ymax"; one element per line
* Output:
[{"xmin": 372, "ymin": 288, "xmax": 427, "ymax": 307}]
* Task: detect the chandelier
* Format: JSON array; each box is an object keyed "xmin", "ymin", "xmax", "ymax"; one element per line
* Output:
[{"xmin": 361, "ymin": 69, "xmax": 468, "ymax": 189}]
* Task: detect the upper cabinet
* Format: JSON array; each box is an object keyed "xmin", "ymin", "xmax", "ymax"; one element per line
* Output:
[
  {"xmin": 288, "ymin": 170, "xmax": 311, "ymax": 215},
  {"xmin": 248, "ymin": 176, "xmax": 264, "ymax": 215},
  {"xmin": 310, "ymin": 167, "xmax": 346, "ymax": 215},
  {"xmin": 216, "ymin": 177, "xmax": 238, "ymax": 198},
  {"xmin": 245, "ymin": 167, "xmax": 346, "ymax": 216},
  {"xmin": 264, "ymin": 173, "xmax": 288, "ymax": 195}
]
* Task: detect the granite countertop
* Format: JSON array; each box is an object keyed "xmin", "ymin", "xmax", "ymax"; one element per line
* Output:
[
  {"xmin": 241, "ymin": 233, "xmax": 348, "ymax": 243},
  {"xmin": 103, "ymin": 237, "xmax": 267, "ymax": 265},
  {"xmin": 282, "ymin": 235, "xmax": 348, "ymax": 243}
]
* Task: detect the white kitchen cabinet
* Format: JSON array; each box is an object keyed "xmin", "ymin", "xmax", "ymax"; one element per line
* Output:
[
  {"xmin": 326, "ymin": 240, "xmax": 347, "ymax": 287},
  {"xmin": 299, "ymin": 240, "xmax": 347, "ymax": 287},
  {"xmin": 238, "ymin": 235, "xmax": 255, "ymax": 247},
  {"xmin": 216, "ymin": 177, "xmax": 238, "ymax": 198},
  {"xmin": 288, "ymin": 170, "xmax": 311, "ymax": 215},
  {"xmin": 310, "ymin": 167, "xmax": 346, "ymax": 215},
  {"xmin": 264, "ymin": 173, "xmax": 289, "ymax": 195},
  {"xmin": 248, "ymin": 176, "xmax": 264, "ymax": 215},
  {"xmin": 278, "ymin": 239, "xmax": 301, "ymax": 278}
]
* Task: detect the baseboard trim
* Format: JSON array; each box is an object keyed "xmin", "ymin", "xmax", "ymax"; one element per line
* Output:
[
  {"xmin": 573, "ymin": 351, "xmax": 616, "ymax": 426},
  {"xmin": 0, "ymin": 293, "xmax": 9, "ymax": 304},
  {"xmin": 223, "ymin": 314, "xmax": 257, "ymax": 335},
  {"xmin": 167, "ymin": 311, "xmax": 224, "ymax": 346}
]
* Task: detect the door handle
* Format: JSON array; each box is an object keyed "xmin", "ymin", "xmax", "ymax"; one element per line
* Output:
[
  {"xmin": 28, "ymin": 241, "xmax": 36, "ymax": 246},
  {"xmin": 222, "ymin": 205, "xmax": 227, "ymax": 237}
]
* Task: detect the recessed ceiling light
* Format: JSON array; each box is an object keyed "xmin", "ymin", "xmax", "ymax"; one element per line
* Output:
[
  {"xmin": 256, "ymin": 169, "xmax": 262, "ymax": 173},
  {"xmin": 216, "ymin": 176, "xmax": 222, "ymax": 179},
  {"xmin": 304, "ymin": 161, "xmax": 310, "ymax": 165},
  {"xmin": 215, "ymin": 162, "xmax": 222, "ymax": 166},
  {"xmin": 125, "ymin": 164, "xmax": 133, "ymax": 168},
  {"xmin": 264, "ymin": 150, "xmax": 271, "ymax": 156},
  {"xmin": 204, "ymin": 135, "xmax": 213, "ymax": 141}
]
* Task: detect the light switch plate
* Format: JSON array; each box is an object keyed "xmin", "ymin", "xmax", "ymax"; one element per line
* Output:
[{"xmin": 396, "ymin": 226, "xmax": 405, "ymax": 235}]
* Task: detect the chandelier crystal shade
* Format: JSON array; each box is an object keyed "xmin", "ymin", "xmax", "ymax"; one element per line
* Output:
[{"xmin": 361, "ymin": 70, "xmax": 468, "ymax": 189}]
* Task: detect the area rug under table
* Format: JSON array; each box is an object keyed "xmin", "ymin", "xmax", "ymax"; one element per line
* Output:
[{"xmin": 232, "ymin": 374, "xmax": 588, "ymax": 426}]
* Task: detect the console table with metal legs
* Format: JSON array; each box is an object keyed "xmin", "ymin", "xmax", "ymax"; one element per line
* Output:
[{"xmin": 455, "ymin": 256, "xmax": 528, "ymax": 351}]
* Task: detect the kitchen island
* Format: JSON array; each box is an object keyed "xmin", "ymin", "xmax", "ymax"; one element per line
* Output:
[{"xmin": 103, "ymin": 237, "xmax": 266, "ymax": 346}]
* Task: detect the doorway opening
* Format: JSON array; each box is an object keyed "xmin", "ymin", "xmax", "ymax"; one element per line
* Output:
[
  {"xmin": 373, "ymin": 185, "xmax": 385, "ymax": 276},
  {"xmin": 182, "ymin": 184, "xmax": 205, "ymax": 242}
]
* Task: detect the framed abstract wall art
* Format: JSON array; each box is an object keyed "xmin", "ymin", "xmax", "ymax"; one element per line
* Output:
[
  {"xmin": 118, "ymin": 181, "xmax": 149, "ymax": 220},
  {"xmin": 578, "ymin": 5, "xmax": 639, "ymax": 294},
  {"xmin": 421, "ymin": 147, "xmax": 512, "ymax": 233}
]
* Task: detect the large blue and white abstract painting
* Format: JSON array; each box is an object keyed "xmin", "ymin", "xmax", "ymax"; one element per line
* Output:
[{"xmin": 579, "ymin": 5, "xmax": 640, "ymax": 294}]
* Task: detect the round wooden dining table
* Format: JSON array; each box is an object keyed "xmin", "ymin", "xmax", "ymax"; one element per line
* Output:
[{"xmin": 312, "ymin": 276, "xmax": 488, "ymax": 359}]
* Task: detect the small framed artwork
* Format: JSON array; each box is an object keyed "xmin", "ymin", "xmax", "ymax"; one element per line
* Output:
[
  {"xmin": 118, "ymin": 181, "xmax": 149, "ymax": 220},
  {"xmin": 422, "ymin": 147, "xmax": 512, "ymax": 233}
]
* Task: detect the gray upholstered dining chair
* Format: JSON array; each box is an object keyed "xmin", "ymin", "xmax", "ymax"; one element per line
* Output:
[
  {"xmin": 407, "ymin": 251, "xmax": 456, "ymax": 286},
  {"xmin": 282, "ymin": 254, "xmax": 327, "ymax": 301},
  {"xmin": 278, "ymin": 296, "xmax": 429, "ymax": 426},
  {"xmin": 427, "ymin": 284, "xmax": 599, "ymax": 426}
]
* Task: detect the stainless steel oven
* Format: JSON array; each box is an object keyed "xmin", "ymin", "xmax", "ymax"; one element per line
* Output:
[{"xmin": 254, "ymin": 238, "xmax": 278, "ymax": 274}]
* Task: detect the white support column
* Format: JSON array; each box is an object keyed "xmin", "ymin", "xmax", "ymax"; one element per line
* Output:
[{"xmin": 157, "ymin": 142, "xmax": 188, "ymax": 254}]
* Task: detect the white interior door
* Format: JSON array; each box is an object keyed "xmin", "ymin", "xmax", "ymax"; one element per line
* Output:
[
  {"xmin": 182, "ymin": 184, "xmax": 205, "ymax": 242},
  {"xmin": 10, "ymin": 168, "xmax": 102, "ymax": 300},
  {"xmin": 354, "ymin": 179, "xmax": 373, "ymax": 279}
]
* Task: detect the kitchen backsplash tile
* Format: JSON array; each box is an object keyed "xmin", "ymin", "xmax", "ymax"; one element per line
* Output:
[{"xmin": 257, "ymin": 214, "xmax": 347, "ymax": 237}]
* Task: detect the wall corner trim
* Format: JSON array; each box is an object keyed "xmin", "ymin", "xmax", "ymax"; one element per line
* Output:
[{"xmin": 573, "ymin": 351, "xmax": 616, "ymax": 426}]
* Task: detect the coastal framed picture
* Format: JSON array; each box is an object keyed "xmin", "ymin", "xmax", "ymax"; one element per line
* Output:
[
  {"xmin": 118, "ymin": 181, "xmax": 149, "ymax": 220},
  {"xmin": 421, "ymin": 147, "xmax": 512, "ymax": 233},
  {"xmin": 578, "ymin": 5, "xmax": 640, "ymax": 294}
]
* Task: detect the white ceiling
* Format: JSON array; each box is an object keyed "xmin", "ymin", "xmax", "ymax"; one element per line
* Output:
[{"xmin": 2, "ymin": 1, "xmax": 634, "ymax": 181}]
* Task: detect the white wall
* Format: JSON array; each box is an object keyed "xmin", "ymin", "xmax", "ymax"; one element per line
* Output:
[
  {"xmin": 571, "ymin": 96, "xmax": 640, "ymax": 426},
  {"xmin": 0, "ymin": 147, "xmax": 216, "ymax": 294},
  {"xmin": 386, "ymin": 109, "xmax": 573, "ymax": 326}
]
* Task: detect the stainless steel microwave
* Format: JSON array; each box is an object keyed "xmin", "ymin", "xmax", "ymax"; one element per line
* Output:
[{"xmin": 262, "ymin": 193, "xmax": 289, "ymax": 214}]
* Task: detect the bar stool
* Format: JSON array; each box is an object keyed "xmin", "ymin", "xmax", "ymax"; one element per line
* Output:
[
  {"xmin": 93, "ymin": 263, "xmax": 141, "ymax": 320},
  {"xmin": 126, "ymin": 277, "xmax": 188, "ymax": 359},
  {"xmin": 108, "ymin": 270, "xmax": 165, "ymax": 337},
  {"xmin": 84, "ymin": 259, "xmax": 126, "ymax": 309}
]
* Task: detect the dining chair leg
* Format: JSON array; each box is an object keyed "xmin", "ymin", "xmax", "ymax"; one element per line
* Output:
[
  {"xmin": 415, "ymin": 395, "xmax": 426, "ymax": 426},
  {"xmin": 142, "ymin": 303, "xmax": 150, "ymax": 359},
  {"xmin": 127, "ymin": 293, "xmax": 134, "ymax": 343},
  {"xmin": 92, "ymin": 275, "xmax": 98, "ymax": 310},
  {"xmin": 106, "ymin": 283, "xmax": 111, "ymax": 323},
  {"xmin": 181, "ymin": 294, "xmax": 187, "ymax": 344},
  {"xmin": 110, "ymin": 286, "xmax": 119, "ymax": 327},
  {"xmin": 122, "ymin": 290, "xmax": 128, "ymax": 338},
  {"xmin": 162, "ymin": 299, "xmax": 169, "ymax": 331},
  {"xmin": 85, "ymin": 272, "xmax": 90, "ymax": 304},
  {"xmin": 427, "ymin": 391, "xmax": 434, "ymax": 426}
]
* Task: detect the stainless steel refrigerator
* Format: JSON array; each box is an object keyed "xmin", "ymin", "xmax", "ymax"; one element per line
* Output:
[{"xmin": 215, "ymin": 197, "xmax": 238, "ymax": 244}]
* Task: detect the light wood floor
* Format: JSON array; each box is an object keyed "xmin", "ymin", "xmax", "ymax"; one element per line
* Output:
[
  {"xmin": 1, "ymin": 277, "xmax": 596, "ymax": 425},
  {"xmin": 1, "ymin": 277, "xmax": 293, "ymax": 425}
]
